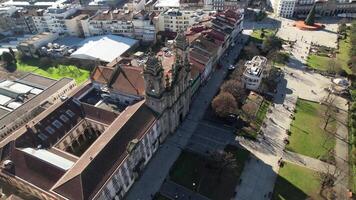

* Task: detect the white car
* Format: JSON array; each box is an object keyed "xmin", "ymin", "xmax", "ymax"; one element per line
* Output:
[{"xmin": 228, "ymin": 64, "xmax": 236, "ymax": 70}]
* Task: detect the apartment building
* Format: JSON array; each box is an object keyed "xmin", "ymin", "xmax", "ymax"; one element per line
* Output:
[
  {"xmin": 276, "ymin": 0, "xmax": 296, "ymax": 18},
  {"xmin": 186, "ymin": 9, "xmax": 244, "ymax": 88},
  {"xmin": 242, "ymin": 56, "xmax": 268, "ymax": 91},
  {"xmin": 0, "ymin": 6, "xmax": 18, "ymax": 34},
  {"xmin": 81, "ymin": 8, "xmax": 156, "ymax": 43},
  {"xmin": 31, "ymin": 5, "xmax": 79, "ymax": 35},
  {"xmin": 157, "ymin": 9, "xmax": 212, "ymax": 32}
]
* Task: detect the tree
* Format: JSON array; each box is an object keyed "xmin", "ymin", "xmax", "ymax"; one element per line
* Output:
[
  {"xmin": 304, "ymin": 3, "xmax": 316, "ymax": 26},
  {"xmin": 210, "ymin": 150, "xmax": 237, "ymax": 175},
  {"xmin": 322, "ymin": 92, "xmax": 337, "ymax": 130},
  {"xmin": 262, "ymin": 35, "xmax": 282, "ymax": 54},
  {"xmin": 220, "ymin": 80, "xmax": 246, "ymax": 103},
  {"xmin": 243, "ymin": 42, "xmax": 260, "ymax": 59},
  {"xmin": 211, "ymin": 92, "xmax": 237, "ymax": 118},
  {"xmin": 1, "ymin": 52, "xmax": 15, "ymax": 66},
  {"xmin": 268, "ymin": 51, "xmax": 289, "ymax": 65},
  {"xmin": 230, "ymin": 60, "xmax": 246, "ymax": 80},
  {"xmin": 8, "ymin": 47, "xmax": 15, "ymax": 58},
  {"xmin": 338, "ymin": 23, "xmax": 347, "ymax": 36}
]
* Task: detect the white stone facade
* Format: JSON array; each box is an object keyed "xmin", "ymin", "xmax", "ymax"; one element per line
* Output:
[
  {"xmin": 95, "ymin": 122, "xmax": 160, "ymax": 200},
  {"xmin": 242, "ymin": 56, "xmax": 268, "ymax": 91}
]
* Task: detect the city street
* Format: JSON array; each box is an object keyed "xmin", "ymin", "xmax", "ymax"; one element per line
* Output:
[{"xmin": 125, "ymin": 30, "xmax": 252, "ymax": 200}]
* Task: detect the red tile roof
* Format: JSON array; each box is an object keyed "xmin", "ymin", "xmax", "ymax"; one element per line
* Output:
[
  {"xmin": 91, "ymin": 65, "xmax": 145, "ymax": 96},
  {"xmin": 52, "ymin": 100, "xmax": 157, "ymax": 200}
]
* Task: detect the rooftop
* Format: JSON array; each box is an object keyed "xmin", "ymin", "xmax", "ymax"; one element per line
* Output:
[
  {"xmin": 91, "ymin": 9, "xmax": 132, "ymax": 21},
  {"xmin": 155, "ymin": 0, "xmax": 180, "ymax": 8},
  {"xmin": 18, "ymin": 32, "xmax": 57, "ymax": 46},
  {"xmin": 244, "ymin": 56, "xmax": 267, "ymax": 77},
  {"xmin": 70, "ymin": 35, "xmax": 138, "ymax": 63},
  {"xmin": 91, "ymin": 65, "xmax": 145, "ymax": 96}
]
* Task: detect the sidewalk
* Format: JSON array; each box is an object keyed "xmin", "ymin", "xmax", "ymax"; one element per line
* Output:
[
  {"xmin": 334, "ymin": 110, "xmax": 349, "ymax": 200},
  {"xmin": 125, "ymin": 31, "xmax": 252, "ymax": 200},
  {"xmin": 234, "ymin": 78, "xmax": 298, "ymax": 199},
  {"xmin": 282, "ymin": 150, "xmax": 336, "ymax": 174}
]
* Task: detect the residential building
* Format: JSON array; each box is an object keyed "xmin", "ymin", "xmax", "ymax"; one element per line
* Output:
[
  {"xmin": 81, "ymin": 8, "xmax": 157, "ymax": 43},
  {"xmin": 17, "ymin": 32, "xmax": 59, "ymax": 57},
  {"xmin": 0, "ymin": 6, "xmax": 18, "ymax": 34},
  {"xmin": 276, "ymin": 0, "xmax": 296, "ymax": 18},
  {"xmin": 31, "ymin": 5, "xmax": 79, "ymax": 35},
  {"xmin": 187, "ymin": 9, "xmax": 244, "ymax": 88},
  {"xmin": 242, "ymin": 56, "xmax": 268, "ymax": 91},
  {"xmin": 0, "ymin": 33, "xmax": 192, "ymax": 200},
  {"xmin": 0, "ymin": 0, "xmax": 67, "ymax": 8},
  {"xmin": 157, "ymin": 9, "xmax": 211, "ymax": 33}
]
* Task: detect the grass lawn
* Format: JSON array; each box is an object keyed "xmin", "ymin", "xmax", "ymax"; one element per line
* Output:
[
  {"xmin": 287, "ymin": 99, "xmax": 336, "ymax": 159},
  {"xmin": 307, "ymin": 31, "xmax": 351, "ymax": 74},
  {"xmin": 170, "ymin": 148, "xmax": 249, "ymax": 200},
  {"xmin": 273, "ymin": 163, "xmax": 321, "ymax": 200},
  {"xmin": 250, "ymin": 29, "xmax": 276, "ymax": 44},
  {"xmin": 16, "ymin": 60, "xmax": 90, "ymax": 84},
  {"xmin": 256, "ymin": 100, "xmax": 271, "ymax": 125}
]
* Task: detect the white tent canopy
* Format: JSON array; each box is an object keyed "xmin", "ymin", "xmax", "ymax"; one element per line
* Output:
[{"xmin": 70, "ymin": 35, "xmax": 138, "ymax": 63}]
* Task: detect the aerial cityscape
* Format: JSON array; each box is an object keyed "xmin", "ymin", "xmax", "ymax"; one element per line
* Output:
[{"xmin": 0, "ymin": 0, "xmax": 355, "ymax": 199}]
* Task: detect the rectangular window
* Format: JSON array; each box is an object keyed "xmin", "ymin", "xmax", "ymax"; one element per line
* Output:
[
  {"xmin": 66, "ymin": 109, "xmax": 75, "ymax": 117},
  {"xmin": 60, "ymin": 114, "xmax": 69, "ymax": 122},
  {"xmin": 45, "ymin": 126, "xmax": 55, "ymax": 135},
  {"xmin": 52, "ymin": 120, "xmax": 63, "ymax": 129}
]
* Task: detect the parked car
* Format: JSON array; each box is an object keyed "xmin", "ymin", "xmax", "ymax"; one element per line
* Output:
[{"xmin": 228, "ymin": 64, "xmax": 236, "ymax": 71}]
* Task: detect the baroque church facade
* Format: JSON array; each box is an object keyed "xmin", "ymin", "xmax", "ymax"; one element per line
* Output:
[{"xmin": 143, "ymin": 31, "xmax": 192, "ymax": 142}]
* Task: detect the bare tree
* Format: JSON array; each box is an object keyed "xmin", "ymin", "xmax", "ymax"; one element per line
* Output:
[
  {"xmin": 318, "ymin": 164, "xmax": 342, "ymax": 199},
  {"xmin": 322, "ymin": 92, "xmax": 337, "ymax": 130},
  {"xmin": 230, "ymin": 60, "xmax": 246, "ymax": 81},
  {"xmin": 212, "ymin": 92, "xmax": 238, "ymax": 118},
  {"xmin": 220, "ymin": 80, "xmax": 246, "ymax": 104},
  {"xmin": 210, "ymin": 150, "xmax": 237, "ymax": 175},
  {"xmin": 243, "ymin": 42, "xmax": 260, "ymax": 59}
]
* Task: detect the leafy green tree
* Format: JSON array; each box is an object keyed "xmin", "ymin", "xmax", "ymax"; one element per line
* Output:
[
  {"xmin": 1, "ymin": 52, "xmax": 15, "ymax": 66},
  {"xmin": 304, "ymin": 3, "xmax": 316, "ymax": 26},
  {"xmin": 262, "ymin": 35, "xmax": 282, "ymax": 53},
  {"xmin": 338, "ymin": 23, "xmax": 347, "ymax": 35}
]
